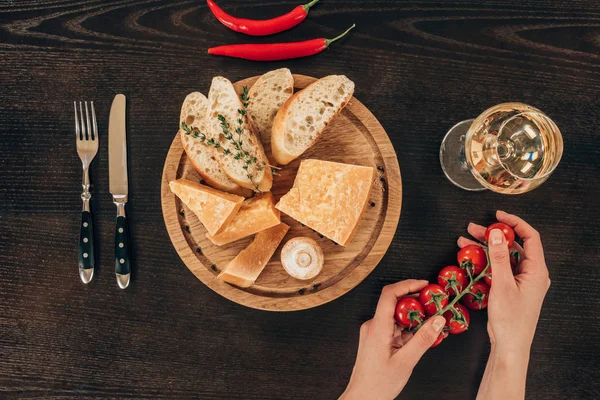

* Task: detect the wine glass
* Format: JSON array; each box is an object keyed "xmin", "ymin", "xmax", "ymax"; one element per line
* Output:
[{"xmin": 439, "ymin": 103, "xmax": 563, "ymax": 194}]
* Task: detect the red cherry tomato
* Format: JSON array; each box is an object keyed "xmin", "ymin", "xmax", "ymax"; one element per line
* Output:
[
  {"xmin": 394, "ymin": 297, "xmax": 425, "ymax": 329},
  {"xmin": 443, "ymin": 303, "xmax": 470, "ymax": 334},
  {"xmin": 484, "ymin": 265, "xmax": 492, "ymax": 286},
  {"xmin": 457, "ymin": 245, "xmax": 488, "ymax": 276},
  {"xmin": 485, "ymin": 222, "xmax": 515, "ymax": 247},
  {"xmin": 462, "ymin": 281, "xmax": 490, "ymax": 310},
  {"xmin": 431, "ymin": 331, "xmax": 448, "ymax": 348},
  {"xmin": 418, "ymin": 284, "xmax": 449, "ymax": 315},
  {"xmin": 438, "ymin": 266, "xmax": 468, "ymax": 296}
]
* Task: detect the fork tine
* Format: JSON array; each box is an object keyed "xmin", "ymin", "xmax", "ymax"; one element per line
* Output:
[
  {"xmin": 74, "ymin": 101, "xmax": 81, "ymax": 140},
  {"xmin": 79, "ymin": 102, "xmax": 87, "ymax": 140},
  {"xmin": 91, "ymin": 101, "xmax": 97, "ymax": 141},
  {"xmin": 85, "ymin": 101, "xmax": 92, "ymax": 141}
]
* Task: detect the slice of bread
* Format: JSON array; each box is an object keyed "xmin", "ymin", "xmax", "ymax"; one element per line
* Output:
[
  {"xmin": 206, "ymin": 77, "xmax": 273, "ymax": 192},
  {"xmin": 218, "ymin": 222, "xmax": 289, "ymax": 288},
  {"xmin": 271, "ymin": 75, "xmax": 355, "ymax": 165},
  {"xmin": 206, "ymin": 192, "xmax": 281, "ymax": 246},
  {"xmin": 168, "ymin": 178, "xmax": 244, "ymax": 236},
  {"xmin": 247, "ymin": 68, "xmax": 294, "ymax": 150},
  {"xmin": 179, "ymin": 92, "xmax": 252, "ymax": 198}
]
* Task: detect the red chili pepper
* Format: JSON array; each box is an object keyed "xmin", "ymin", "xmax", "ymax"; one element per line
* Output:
[
  {"xmin": 207, "ymin": 0, "xmax": 320, "ymax": 36},
  {"xmin": 208, "ymin": 24, "xmax": 355, "ymax": 61}
]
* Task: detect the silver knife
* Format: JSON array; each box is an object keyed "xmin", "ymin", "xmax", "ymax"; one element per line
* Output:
[{"xmin": 108, "ymin": 94, "xmax": 131, "ymax": 289}]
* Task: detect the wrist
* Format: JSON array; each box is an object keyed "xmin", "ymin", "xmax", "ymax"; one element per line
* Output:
[{"xmin": 490, "ymin": 342, "xmax": 531, "ymax": 367}]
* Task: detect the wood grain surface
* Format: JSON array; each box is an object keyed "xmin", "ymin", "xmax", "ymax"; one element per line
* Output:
[
  {"xmin": 162, "ymin": 74, "xmax": 401, "ymax": 311},
  {"xmin": 1, "ymin": 0, "xmax": 599, "ymax": 399}
]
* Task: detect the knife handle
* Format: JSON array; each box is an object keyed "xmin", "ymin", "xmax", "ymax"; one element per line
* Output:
[
  {"xmin": 114, "ymin": 202, "xmax": 131, "ymax": 289},
  {"xmin": 78, "ymin": 211, "xmax": 95, "ymax": 274}
]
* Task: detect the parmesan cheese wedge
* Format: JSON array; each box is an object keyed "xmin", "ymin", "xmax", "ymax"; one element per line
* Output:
[
  {"xmin": 169, "ymin": 179, "xmax": 244, "ymax": 236},
  {"xmin": 276, "ymin": 160, "xmax": 375, "ymax": 246},
  {"xmin": 218, "ymin": 222, "xmax": 290, "ymax": 288},
  {"xmin": 206, "ymin": 192, "xmax": 281, "ymax": 246}
]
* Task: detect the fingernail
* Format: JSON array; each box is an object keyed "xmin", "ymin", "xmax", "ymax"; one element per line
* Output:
[
  {"xmin": 489, "ymin": 229, "xmax": 504, "ymax": 245},
  {"xmin": 432, "ymin": 316, "xmax": 445, "ymax": 332},
  {"xmin": 497, "ymin": 210, "xmax": 507, "ymax": 216}
]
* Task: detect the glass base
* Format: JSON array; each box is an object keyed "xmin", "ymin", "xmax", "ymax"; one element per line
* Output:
[{"xmin": 439, "ymin": 119, "xmax": 486, "ymax": 191}]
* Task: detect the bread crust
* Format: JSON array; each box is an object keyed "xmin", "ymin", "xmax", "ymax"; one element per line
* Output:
[{"xmin": 271, "ymin": 75, "xmax": 355, "ymax": 165}]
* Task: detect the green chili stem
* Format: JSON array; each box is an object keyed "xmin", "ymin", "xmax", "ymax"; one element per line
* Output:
[{"xmin": 325, "ymin": 24, "xmax": 356, "ymax": 47}]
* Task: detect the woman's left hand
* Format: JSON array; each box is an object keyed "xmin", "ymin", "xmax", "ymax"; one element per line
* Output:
[{"xmin": 340, "ymin": 280, "xmax": 446, "ymax": 400}]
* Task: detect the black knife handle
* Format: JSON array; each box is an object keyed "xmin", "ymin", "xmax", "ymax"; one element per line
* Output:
[
  {"xmin": 115, "ymin": 214, "xmax": 131, "ymax": 277},
  {"xmin": 79, "ymin": 211, "xmax": 95, "ymax": 270}
]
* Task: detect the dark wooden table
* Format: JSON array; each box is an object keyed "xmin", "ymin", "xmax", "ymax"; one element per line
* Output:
[{"xmin": 2, "ymin": 1, "xmax": 599, "ymax": 399}]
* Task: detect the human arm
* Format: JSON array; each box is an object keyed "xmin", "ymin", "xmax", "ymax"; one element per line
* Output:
[
  {"xmin": 340, "ymin": 280, "xmax": 446, "ymax": 400},
  {"xmin": 458, "ymin": 211, "xmax": 551, "ymax": 400}
]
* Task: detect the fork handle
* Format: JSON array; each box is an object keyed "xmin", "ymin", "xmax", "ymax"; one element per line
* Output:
[
  {"xmin": 114, "ymin": 201, "xmax": 131, "ymax": 289},
  {"xmin": 78, "ymin": 211, "xmax": 95, "ymax": 273},
  {"xmin": 79, "ymin": 168, "xmax": 94, "ymax": 283}
]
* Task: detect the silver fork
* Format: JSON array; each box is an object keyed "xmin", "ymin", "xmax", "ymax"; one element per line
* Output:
[{"xmin": 75, "ymin": 101, "xmax": 98, "ymax": 284}]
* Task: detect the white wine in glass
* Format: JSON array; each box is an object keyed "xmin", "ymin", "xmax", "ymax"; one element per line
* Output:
[{"xmin": 440, "ymin": 103, "xmax": 563, "ymax": 194}]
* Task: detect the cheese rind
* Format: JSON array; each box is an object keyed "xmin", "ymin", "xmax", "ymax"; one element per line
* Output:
[
  {"xmin": 206, "ymin": 192, "xmax": 281, "ymax": 246},
  {"xmin": 218, "ymin": 222, "xmax": 290, "ymax": 288},
  {"xmin": 275, "ymin": 159, "xmax": 375, "ymax": 246},
  {"xmin": 169, "ymin": 179, "xmax": 244, "ymax": 235}
]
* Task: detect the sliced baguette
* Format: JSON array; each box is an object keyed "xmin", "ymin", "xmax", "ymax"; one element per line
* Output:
[
  {"xmin": 168, "ymin": 178, "xmax": 244, "ymax": 236},
  {"xmin": 271, "ymin": 75, "xmax": 355, "ymax": 165},
  {"xmin": 179, "ymin": 92, "xmax": 252, "ymax": 198},
  {"xmin": 218, "ymin": 222, "xmax": 289, "ymax": 288},
  {"xmin": 247, "ymin": 68, "xmax": 294, "ymax": 150},
  {"xmin": 206, "ymin": 77, "xmax": 273, "ymax": 192},
  {"xmin": 206, "ymin": 192, "xmax": 280, "ymax": 246}
]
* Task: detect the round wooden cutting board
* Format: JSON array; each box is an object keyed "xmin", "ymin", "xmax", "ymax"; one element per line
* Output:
[{"xmin": 161, "ymin": 74, "xmax": 402, "ymax": 311}]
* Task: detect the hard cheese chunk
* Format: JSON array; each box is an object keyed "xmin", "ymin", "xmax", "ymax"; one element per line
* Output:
[
  {"xmin": 206, "ymin": 192, "xmax": 281, "ymax": 246},
  {"xmin": 169, "ymin": 179, "xmax": 244, "ymax": 236},
  {"xmin": 276, "ymin": 159, "xmax": 375, "ymax": 246},
  {"xmin": 218, "ymin": 222, "xmax": 290, "ymax": 288}
]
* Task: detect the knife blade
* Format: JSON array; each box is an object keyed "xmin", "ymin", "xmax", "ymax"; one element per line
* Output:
[{"xmin": 108, "ymin": 94, "xmax": 131, "ymax": 289}]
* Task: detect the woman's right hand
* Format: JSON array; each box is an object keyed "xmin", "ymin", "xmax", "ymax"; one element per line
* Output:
[{"xmin": 458, "ymin": 210, "xmax": 551, "ymax": 354}]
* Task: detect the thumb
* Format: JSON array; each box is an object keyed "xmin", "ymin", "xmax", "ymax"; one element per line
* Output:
[
  {"xmin": 487, "ymin": 229, "xmax": 516, "ymax": 289},
  {"xmin": 395, "ymin": 316, "xmax": 445, "ymax": 368}
]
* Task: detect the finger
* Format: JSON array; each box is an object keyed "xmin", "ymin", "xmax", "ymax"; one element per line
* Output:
[
  {"xmin": 400, "ymin": 331, "xmax": 413, "ymax": 343},
  {"xmin": 457, "ymin": 236, "xmax": 483, "ymax": 249},
  {"xmin": 487, "ymin": 228, "xmax": 517, "ymax": 290},
  {"xmin": 373, "ymin": 280, "xmax": 429, "ymax": 335},
  {"xmin": 394, "ymin": 316, "xmax": 445, "ymax": 368},
  {"xmin": 496, "ymin": 210, "xmax": 545, "ymax": 263},
  {"xmin": 391, "ymin": 331, "xmax": 414, "ymax": 349},
  {"xmin": 467, "ymin": 222, "xmax": 487, "ymax": 241},
  {"xmin": 358, "ymin": 320, "xmax": 371, "ymax": 350},
  {"xmin": 511, "ymin": 241, "xmax": 525, "ymax": 254}
]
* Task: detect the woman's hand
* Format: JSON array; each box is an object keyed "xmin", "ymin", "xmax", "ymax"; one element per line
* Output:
[
  {"xmin": 458, "ymin": 210, "xmax": 551, "ymax": 353},
  {"xmin": 340, "ymin": 280, "xmax": 446, "ymax": 400},
  {"xmin": 458, "ymin": 211, "xmax": 551, "ymax": 400}
]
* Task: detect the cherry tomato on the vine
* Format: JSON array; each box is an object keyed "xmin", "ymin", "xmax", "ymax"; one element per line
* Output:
[
  {"xmin": 457, "ymin": 245, "xmax": 488, "ymax": 276},
  {"xmin": 484, "ymin": 265, "xmax": 492, "ymax": 286},
  {"xmin": 431, "ymin": 331, "xmax": 448, "ymax": 348},
  {"xmin": 438, "ymin": 266, "xmax": 468, "ymax": 296},
  {"xmin": 394, "ymin": 297, "xmax": 425, "ymax": 329},
  {"xmin": 462, "ymin": 281, "xmax": 490, "ymax": 310},
  {"xmin": 484, "ymin": 222, "xmax": 515, "ymax": 247},
  {"xmin": 443, "ymin": 303, "xmax": 470, "ymax": 334},
  {"xmin": 418, "ymin": 284, "xmax": 449, "ymax": 316}
]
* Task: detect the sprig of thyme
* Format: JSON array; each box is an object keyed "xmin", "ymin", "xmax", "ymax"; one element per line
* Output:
[{"xmin": 181, "ymin": 86, "xmax": 266, "ymax": 192}]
